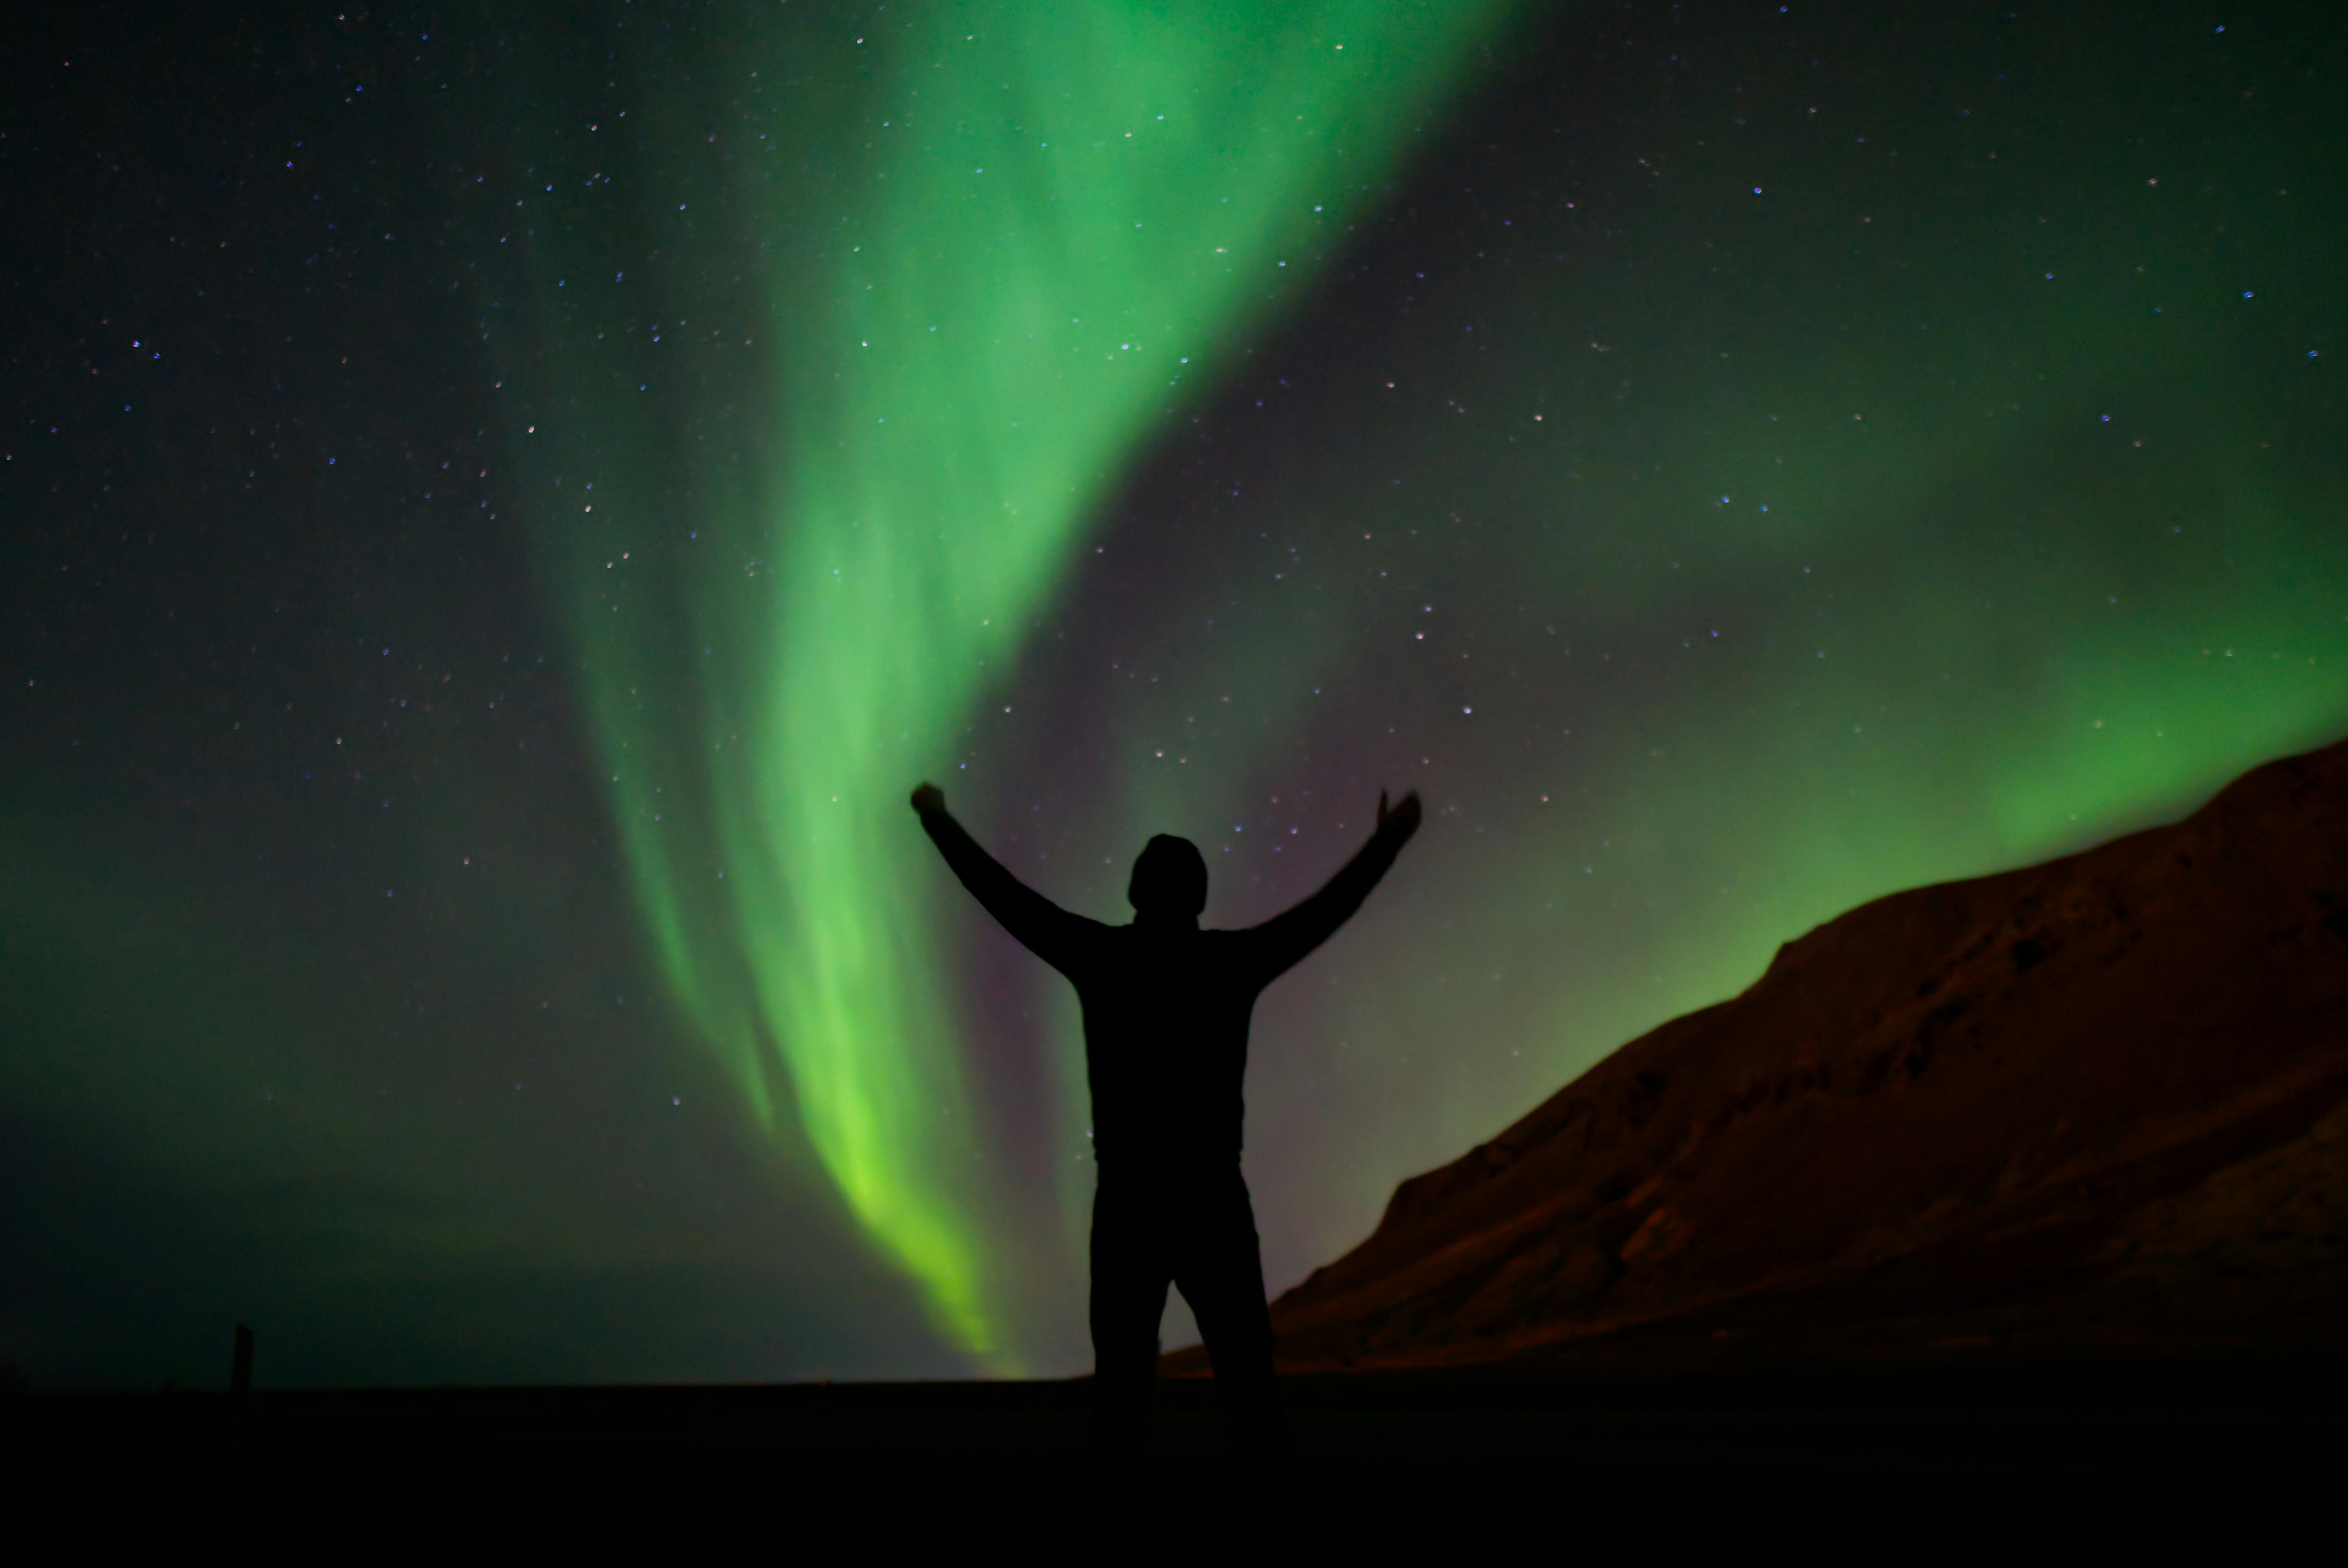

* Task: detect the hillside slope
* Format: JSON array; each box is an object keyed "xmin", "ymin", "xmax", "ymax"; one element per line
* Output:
[{"xmin": 1227, "ymin": 740, "xmax": 2348, "ymax": 1373}]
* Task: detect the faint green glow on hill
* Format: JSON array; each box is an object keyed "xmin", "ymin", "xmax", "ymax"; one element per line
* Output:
[{"xmin": 489, "ymin": 2, "xmax": 1519, "ymax": 1358}]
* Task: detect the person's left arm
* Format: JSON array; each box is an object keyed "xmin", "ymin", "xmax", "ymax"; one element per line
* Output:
[{"xmin": 911, "ymin": 782, "xmax": 1095, "ymax": 978}]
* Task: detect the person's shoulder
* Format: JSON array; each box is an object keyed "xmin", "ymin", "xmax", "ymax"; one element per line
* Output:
[{"xmin": 1067, "ymin": 912, "xmax": 1123, "ymax": 949}]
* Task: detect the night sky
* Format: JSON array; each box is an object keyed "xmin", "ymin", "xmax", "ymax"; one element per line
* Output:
[{"xmin": 5, "ymin": 1, "xmax": 2342, "ymax": 1387}]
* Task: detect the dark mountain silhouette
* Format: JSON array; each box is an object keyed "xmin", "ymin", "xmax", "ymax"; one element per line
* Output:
[{"xmin": 1190, "ymin": 738, "xmax": 2348, "ymax": 1375}]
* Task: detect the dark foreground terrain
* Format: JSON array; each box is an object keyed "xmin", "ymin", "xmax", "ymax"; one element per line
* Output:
[{"xmin": 17, "ymin": 1357, "xmax": 2345, "ymax": 1473}]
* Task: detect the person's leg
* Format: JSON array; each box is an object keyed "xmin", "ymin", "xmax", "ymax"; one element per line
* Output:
[
  {"xmin": 1172, "ymin": 1167, "xmax": 1285, "ymax": 1448},
  {"xmin": 1088, "ymin": 1176, "xmax": 1170, "ymax": 1451}
]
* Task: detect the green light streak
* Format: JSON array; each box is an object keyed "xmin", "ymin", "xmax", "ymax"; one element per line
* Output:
[{"xmin": 489, "ymin": 2, "xmax": 1520, "ymax": 1357}]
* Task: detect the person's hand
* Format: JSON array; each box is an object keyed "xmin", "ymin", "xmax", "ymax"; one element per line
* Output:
[
  {"xmin": 1376, "ymin": 788, "xmax": 1422, "ymax": 841},
  {"xmin": 910, "ymin": 781, "xmax": 946, "ymax": 816}
]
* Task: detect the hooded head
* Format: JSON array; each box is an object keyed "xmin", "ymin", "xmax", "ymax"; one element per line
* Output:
[{"xmin": 1127, "ymin": 834, "xmax": 1207, "ymax": 924}]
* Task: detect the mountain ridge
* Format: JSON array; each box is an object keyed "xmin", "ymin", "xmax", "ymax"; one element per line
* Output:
[{"xmin": 1181, "ymin": 738, "xmax": 2348, "ymax": 1374}]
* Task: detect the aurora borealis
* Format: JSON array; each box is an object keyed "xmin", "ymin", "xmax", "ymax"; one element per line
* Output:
[
  {"xmin": 5, "ymin": 1, "xmax": 2343, "ymax": 1386},
  {"xmin": 485, "ymin": 0, "xmax": 1517, "ymax": 1358}
]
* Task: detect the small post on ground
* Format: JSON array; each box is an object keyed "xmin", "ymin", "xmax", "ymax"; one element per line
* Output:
[{"xmin": 230, "ymin": 1323, "xmax": 254, "ymax": 1402}]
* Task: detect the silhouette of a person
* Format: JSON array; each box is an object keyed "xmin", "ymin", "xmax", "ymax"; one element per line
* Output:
[{"xmin": 910, "ymin": 779, "xmax": 1421, "ymax": 1446}]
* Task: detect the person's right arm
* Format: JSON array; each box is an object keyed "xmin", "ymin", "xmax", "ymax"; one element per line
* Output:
[
  {"xmin": 911, "ymin": 782, "xmax": 1092, "ymax": 975},
  {"xmin": 1241, "ymin": 789, "xmax": 1422, "ymax": 985}
]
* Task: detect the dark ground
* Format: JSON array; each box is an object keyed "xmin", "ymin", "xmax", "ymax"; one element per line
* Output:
[{"xmin": 16, "ymin": 1358, "xmax": 2344, "ymax": 1474}]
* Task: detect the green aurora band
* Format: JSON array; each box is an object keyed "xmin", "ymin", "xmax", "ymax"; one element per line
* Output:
[{"xmin": 485, "ymin": 2, "xmax": 1520, "ymax": 1356}]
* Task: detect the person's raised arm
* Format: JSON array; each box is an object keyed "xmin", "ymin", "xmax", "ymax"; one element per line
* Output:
[
  {"xmin": 1242, "ymin": 789, "xmax": 1421, "ymax": 984},
  {"xmin": 911, "ymin": 782, "xmax": 1093, "ymax": 976}
]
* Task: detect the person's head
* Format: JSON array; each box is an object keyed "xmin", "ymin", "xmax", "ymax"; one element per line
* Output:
[{"xmin": 1127, "ymin": 834, "xmax": 1207, "ymax": 923}]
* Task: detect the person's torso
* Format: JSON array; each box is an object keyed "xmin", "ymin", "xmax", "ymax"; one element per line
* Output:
[{"xmin": 1073, "ymin": 926, "xmax": 1260, "ymax": 1164}]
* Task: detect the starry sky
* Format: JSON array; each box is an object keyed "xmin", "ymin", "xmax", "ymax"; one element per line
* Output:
[{"xmin": 5, "ymin": 1, "xmax": 2342, "ymax": 1387}]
